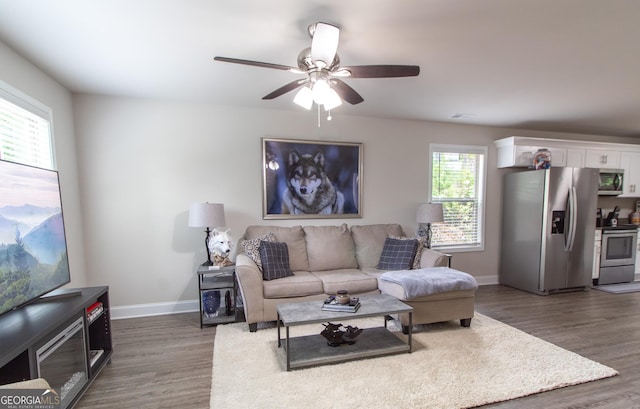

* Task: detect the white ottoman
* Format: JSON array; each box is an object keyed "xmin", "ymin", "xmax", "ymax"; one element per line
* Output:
[{"xmin": 378, "ymin": 267, "xmax": 478, "ymax": 334}]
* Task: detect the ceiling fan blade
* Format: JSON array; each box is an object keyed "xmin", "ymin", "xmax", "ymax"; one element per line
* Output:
[
  {"xmin": 262, "ymin": 79, "xmax": 308, "ymax": 100},
  {"xmin": 214, "ymin": 56, "xmax": 300, "ymax": 73},
  {"xmin": 310, "ymin": 22, "xmax": 339, "ymax": 68},
  {"xmin": 332, "ymin": 79, "xmax": 364, "ymax": 105},
  {"xmin": 340, "ymin": 65, "xmax": 420, "ymax": 78}
]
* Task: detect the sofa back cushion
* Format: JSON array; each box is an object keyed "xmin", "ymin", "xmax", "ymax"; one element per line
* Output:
[
  {"xmin": 351, "ymin": 224, "xmax": 405, "ymax": 268},
  {"xmin": 244, "ymin": 225, "xmax": 310, "ymax": 271},
  {"xmin": 303, "ymin": 224, "xmax": 357, "ymax": 271}
]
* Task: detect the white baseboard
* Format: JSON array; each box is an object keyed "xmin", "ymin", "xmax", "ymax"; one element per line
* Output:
[
  {"xmin": 111, "ymin": 299, "xmax": 199, "ymax": 320},
  {"xmin": 476, "ymin": 275, "xmax": 499, "ymax": 286}
]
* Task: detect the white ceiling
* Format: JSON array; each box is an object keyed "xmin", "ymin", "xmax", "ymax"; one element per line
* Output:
[{"xmin": 1, "ymin": 0, "xmax": 639, "ymax": 137}]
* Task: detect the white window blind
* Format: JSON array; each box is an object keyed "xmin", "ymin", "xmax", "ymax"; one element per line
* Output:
[
  {"xmin": 0, "ymin": 83, "xmax": 54, "ymax": 170},
  {"xmin": 429, "ymin": 144, "xmax": 487, "ymax": 251}
]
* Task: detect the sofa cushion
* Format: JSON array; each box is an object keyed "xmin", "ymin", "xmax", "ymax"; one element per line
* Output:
[
  {"xmin": 240, "ymin": 232, "xmax": 276, "ymax": 269},
  {"xmin": 351, "ymin": 224, "xmax": 405, "ymax": 268},
  {"xmin": 259, "ymin": 241, "xmax": 294, "ymax": 281},
  {"xmin": 377, "ymin": 237, "xmax": 419, "ymax": 270},
  {"xmin": 304, "ymin": 224, "xmax": 357, "ymax": 271},
  {"xmin": 262, "ymin": 271, "xmax": 324, "ymax": 298},
  {"xmin": 245, "ymin": 225, "xmax": 310, "ymax": 271},
  {"xmin": 311, "ymin": 269, "xmax": 379, "ymax": 294}
]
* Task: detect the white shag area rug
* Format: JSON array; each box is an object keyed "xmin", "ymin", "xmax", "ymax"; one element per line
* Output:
[{"xmin": 210, "ymin": 313, "xmax": 617, "ymax": 409}]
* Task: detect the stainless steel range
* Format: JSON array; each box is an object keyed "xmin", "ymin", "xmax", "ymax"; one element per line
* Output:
[{"xmin": 598, "ymin": 225, "xmax": 638, "ymax": 285}]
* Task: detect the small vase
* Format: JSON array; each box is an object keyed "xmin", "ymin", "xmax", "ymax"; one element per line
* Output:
[{"xmin": 336, "ymin": 290, "xmax": 350, "ymax": 305}]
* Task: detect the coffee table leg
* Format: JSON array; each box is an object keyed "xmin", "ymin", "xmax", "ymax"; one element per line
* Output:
[
  {"xmin": 277, "ymin": 312, "xmax": 281, "ymax": 347},
  {"xmin": 408, "ymin": 311, "xmax": 413, "ymax": 353},
  {"xmin": 286, "ymin": 326, "xmax": 290, "ymax": 371}
]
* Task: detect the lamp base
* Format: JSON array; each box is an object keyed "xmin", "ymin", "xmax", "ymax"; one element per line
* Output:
[
  {"xmin": 416, "ymin": 223, "xmax": 433, "ymax": 249},
  {"xmin": 416, "ymin": 223, "xmax": 429, "ymax": 238},
  {"xmin": 201, "ymin": 259, "xmax": 214, "ymax": 267}
]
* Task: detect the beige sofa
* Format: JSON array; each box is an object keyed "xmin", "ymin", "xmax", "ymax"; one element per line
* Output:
[{"xmin": 235, "ymin": 223, "xmax": 475, "ymax": 332}]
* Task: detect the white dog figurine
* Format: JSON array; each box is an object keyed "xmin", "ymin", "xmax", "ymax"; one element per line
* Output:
[{"xmin": 207, "ymin": 228, "xmax": 234, "ymax": 266}]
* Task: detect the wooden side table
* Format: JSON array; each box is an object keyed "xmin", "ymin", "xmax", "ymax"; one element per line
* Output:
[{"xmin": 197, "ymin": 265, "xmax": 237, "ymax": 328}]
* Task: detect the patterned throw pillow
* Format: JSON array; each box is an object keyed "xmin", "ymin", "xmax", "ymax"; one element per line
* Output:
[
  {"xmin": 377, "ymin": 237, "xmax": 419, "ymax": 270},
  {"xmin": 259, "ymin": 241, "xmax": 294, "ymax": 281},
  {"xmin": 240, "ymin": 233, "xmax": 276, "ymax": 269},
  {"xmin": 388, "ymin": 235, "xmax": 427, "ymax": 269}
]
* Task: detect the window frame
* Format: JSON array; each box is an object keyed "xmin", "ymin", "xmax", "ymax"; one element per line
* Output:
[
  {"xmin": 0, "ymin": 80, "xmax": 56, "ymax": 170},
  {"xmin": 428, "ymin": 143, "xmax": 488, "ymax": 252}
]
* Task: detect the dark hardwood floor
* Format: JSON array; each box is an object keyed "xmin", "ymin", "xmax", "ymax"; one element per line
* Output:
[{"xmin": 76, "ymin": 285, "xmax": 640, "ymax": 409}]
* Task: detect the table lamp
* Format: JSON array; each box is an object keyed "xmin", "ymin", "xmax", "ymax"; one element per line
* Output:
[
  {"xmin": 416, "ymin": 203, "xmax": 444, "ymax": 248},
  {"xmin": 188, "ymin": 202, "xmax": 226, "ymax": 266}
]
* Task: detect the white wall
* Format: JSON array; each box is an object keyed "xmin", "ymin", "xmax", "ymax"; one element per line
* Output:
[
  {"xmin": 72, "ymin": 95, "xmax": 501, "ymax": 309},
  {"xmin": 0, "ymin": 41, "xmax": 87, "ymax": 287},
  {"xmin": 72, "ymin": 94, "xmax": 640, "ymax": 312}
]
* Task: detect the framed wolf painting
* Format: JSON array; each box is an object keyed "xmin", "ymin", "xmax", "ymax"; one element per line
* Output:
[{"xmin": 262, "ymin": 138, "xmax": 363, "ymax": 219}]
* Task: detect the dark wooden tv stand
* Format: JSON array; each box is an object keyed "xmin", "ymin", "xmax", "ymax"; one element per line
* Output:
[{"xmin": 0, "ymin": 286, "xmax": 112, "ymax": 407}]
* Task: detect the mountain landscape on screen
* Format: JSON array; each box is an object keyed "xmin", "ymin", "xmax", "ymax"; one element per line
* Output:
[{"xmin": 0, "ymin": 160, "xmax": 70, "ymax": 316}]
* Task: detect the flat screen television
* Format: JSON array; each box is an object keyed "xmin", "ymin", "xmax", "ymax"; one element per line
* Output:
[{"xmin": 0, "ymin": 159, "xmax": 71, "ymax": 316}]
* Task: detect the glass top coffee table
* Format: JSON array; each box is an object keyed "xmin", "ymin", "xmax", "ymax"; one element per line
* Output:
[{"xmin": 276, "ymin": 294, "xmax": 413, "ymax": 371}]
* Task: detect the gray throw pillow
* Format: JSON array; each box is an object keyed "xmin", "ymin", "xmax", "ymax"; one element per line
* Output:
[
  {"xmin": 377, "ymin": 237, "xmax": 419, "ymax": 270},
  {"xmin": 388, "ymin": 235, "xmax": 427, "ymax": 269},
  {"xmin": 259, "ymin": 241, "xmax": 294, "ymax": 281}
]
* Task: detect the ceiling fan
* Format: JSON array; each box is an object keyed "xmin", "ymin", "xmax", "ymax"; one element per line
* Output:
[{"xmin": 214, "ymin": 22, "xmax": 420, "ymax": 112}]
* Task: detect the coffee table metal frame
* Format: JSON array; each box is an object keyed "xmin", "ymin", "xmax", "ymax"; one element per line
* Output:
[{"xmin": 276, "ymin": 294, "xmax": 413, "ymax": 371}]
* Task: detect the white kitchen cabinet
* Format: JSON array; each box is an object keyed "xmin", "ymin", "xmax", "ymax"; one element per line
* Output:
[
  {"xmin": 566, "ymin": 148, "xmax": 585, "ymax": 168},
  {"xmin": 495, "ymin": 138, "xmax": 567, "ymax": 168},
  {"xmin": 494, "ymin": 136, "xmax": 640, "ymax": 170},
  {"xmin": 619, "ymin": 152, "xmax": 640, "ymax": 197},
  {"xmin": 593, "ymin": 230, "xmax": 601, "ymax": 280},
  {"xmin": 584, "ymin": 149, "xmax": 620, "ymax": 169}
]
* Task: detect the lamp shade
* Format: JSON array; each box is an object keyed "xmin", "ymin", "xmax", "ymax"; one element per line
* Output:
[
  {"xmin": 416, "ymin": 203, "xmax": 444, "ymax": 224},
  {"xmin": 188, "ymin": 202, "xmax": 226, "ymax": 228}
]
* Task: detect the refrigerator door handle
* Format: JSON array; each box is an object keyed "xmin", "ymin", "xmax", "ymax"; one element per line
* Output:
[{"xmin": 565, "ymin": 186, "xmax": 578, "ymax": 252}]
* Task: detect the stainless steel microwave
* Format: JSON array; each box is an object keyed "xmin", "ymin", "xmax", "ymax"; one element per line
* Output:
[{"xmin": 598, "ymin": 169, "xmax": 624, "ymax": 195}]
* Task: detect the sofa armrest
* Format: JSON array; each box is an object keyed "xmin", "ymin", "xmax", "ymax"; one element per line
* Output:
[
  {"xmin": 419, "ymin": 248, "xmax": 452, "ymax": 268},
  {"xmin": 235, "ymin": 253, "xmax": 266, "ymax": 325}
]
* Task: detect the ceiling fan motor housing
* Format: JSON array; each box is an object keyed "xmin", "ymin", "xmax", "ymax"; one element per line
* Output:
[{"xmin": 297, "ymin": 48, "xmax": 340, "ymax": 71}]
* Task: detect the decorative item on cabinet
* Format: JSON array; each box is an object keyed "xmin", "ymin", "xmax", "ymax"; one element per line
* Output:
[{"xmin": 533, "ymin": 148, "xmax": 551, "ymax": 169}]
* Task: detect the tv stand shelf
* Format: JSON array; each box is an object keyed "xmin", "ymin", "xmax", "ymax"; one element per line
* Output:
[{"xmin": 0, "ymin": 286, "xmax": 112, "ymax": 408}]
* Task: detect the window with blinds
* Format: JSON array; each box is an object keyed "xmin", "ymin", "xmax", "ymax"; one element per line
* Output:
[
  {"xmin": 0, "ymin": 83, "xmax": 54, "ymax": 170},
  {"xmin": 429, "ymin": 144, "xmax": 487, "ymax": 251}
]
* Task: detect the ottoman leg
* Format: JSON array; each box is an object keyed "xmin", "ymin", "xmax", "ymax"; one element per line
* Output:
[{"xmin": 460, "ymin": 318, "xmax": 472, "ymax": 327}]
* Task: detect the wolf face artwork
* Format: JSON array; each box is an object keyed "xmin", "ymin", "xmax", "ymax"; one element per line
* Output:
[
  {"xmin": 281, "ymin": 150, "xmax": 345, "ymax": 214},
  {"xmin": 207, "ymin": 228, "xmax": 234, "ymax": 266}
]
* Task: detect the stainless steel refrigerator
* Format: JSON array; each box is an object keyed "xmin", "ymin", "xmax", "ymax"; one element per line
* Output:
[{"xmin": 500, "ymin": 167, "xmax": 598, "ymax": 295}]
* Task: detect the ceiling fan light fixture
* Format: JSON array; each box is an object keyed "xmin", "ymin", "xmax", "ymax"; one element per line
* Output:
[
  {"xmin": 323, "ymin": 88, "xmax": 342, "ymax": 111},
  {"xmin": 312, "ymin": 78, "xmax": 331, "ymax": 104},
  {"xmin": 293, "ymin": 86, "xmax": 313, "ymax": 110}
]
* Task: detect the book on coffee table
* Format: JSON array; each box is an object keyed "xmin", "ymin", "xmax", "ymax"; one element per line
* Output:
[{"xmin": 321, "ymin": 301, "xmax": 361, "ymax": 313}]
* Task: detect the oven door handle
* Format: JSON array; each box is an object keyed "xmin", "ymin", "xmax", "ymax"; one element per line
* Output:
[{"xmin": 565, "ymin": 186, "xmax": 577, "ymax": 252}]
